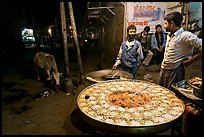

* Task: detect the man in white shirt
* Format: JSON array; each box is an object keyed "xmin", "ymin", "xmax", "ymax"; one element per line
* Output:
[
  {"xmin": 157, "ymin": 12, "xmax": 202, "ymax": 89},
  {"xmin": 112, "ymin": 24, "xmax": 144, "ymax": 79}
]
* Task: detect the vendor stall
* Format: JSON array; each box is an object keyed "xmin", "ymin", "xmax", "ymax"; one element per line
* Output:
[{"xmin": 171, "ymin": 77, "xmax": 202, "ymax": 135}]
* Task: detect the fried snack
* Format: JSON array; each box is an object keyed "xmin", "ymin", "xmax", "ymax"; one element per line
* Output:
[{"xmin": 189, "ymin": 77, "xmax": 202, "ymax": 88}]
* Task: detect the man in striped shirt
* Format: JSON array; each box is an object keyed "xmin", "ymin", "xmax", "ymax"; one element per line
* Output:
[{"xmin": 157, "ymin": 12, "xmax": 202, "ymax": 89}]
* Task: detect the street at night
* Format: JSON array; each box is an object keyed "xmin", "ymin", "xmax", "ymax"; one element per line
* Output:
[{"xmin": 2, "ymin": 2, "xmax": 202, "ymax": 135}]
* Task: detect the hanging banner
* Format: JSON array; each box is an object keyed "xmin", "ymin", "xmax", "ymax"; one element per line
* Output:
[{"xmin": 126, "ymin": 2, "xmax": 182, "ymax": 33}]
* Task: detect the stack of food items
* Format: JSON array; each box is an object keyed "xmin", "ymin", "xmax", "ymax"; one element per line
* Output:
[
  {"xmin": 188, "ymin": 77, "xmax": 202, "ymax": 88},
  {"xmin": 188, "ymin": 77, "xmax": 202, "ymax": 99}
]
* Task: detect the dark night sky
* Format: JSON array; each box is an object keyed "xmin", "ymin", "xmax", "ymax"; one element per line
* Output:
[
  {"xmin": 1, "ymin": 1, "xmax": 87, "ymax": 48},
  {"xmin": 2, "ymin": 1, "xmax": 87, "ymax": 27}
]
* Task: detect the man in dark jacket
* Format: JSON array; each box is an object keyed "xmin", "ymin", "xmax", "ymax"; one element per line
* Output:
[{"xmin": 136, "ymin": 26, "xmax": 153, "ymax": 70}]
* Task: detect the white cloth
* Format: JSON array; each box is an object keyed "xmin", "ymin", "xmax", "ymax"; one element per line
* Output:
[{"xmin": 142, "ymin": 50, "xmax": 153, "ymax": 66}]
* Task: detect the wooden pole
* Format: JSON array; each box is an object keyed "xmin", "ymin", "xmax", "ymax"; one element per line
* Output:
[
  {"xmin": 60, "ymin": 2, "xmax": 70, "ymax": 77},
  {"xmin": 67, "ymin": 2, "xmax": 85, "ymax": 83},
  {"xmin": 185, "ymin": 2, "xmax": 189, "ymax": 30}
]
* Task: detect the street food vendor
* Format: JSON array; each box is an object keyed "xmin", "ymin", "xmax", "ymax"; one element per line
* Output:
[
  {"xmin": 112, "ymin": 24, "xmax": 144, "ymax": 79},
  {"xmin": 157, "ymin": 12, "xmax": 202, "ymax": 135},
  {"xmin": 157, "ymin": 11, "xmax": 202, "ymax": 90}
]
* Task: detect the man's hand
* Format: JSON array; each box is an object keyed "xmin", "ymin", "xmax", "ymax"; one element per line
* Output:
[
  {"xmin": 158, "ymin": 47, "xmax": 163, "ymax": 52},
  {"xmin": 182, "ymin": 50, "xmax": 202, "ymax": 67},
  {"xmin": 137, "ymin": 61, "xmax": 142, "ymax": 67},
  {"xmin": 182, "ymin": 59, "xmax": 191, "ymax": 67},
  {"xmin": 112, "ymin": 65, "xmax": 117, "ymax": 70}
]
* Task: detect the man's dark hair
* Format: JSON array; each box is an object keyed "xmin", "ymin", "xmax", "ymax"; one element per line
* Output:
[
  {"xmin": 155, "ymin": 24, "xmax": 162, "ymax": 30},
  {"xmin": 155, "ymin": 24, "xmax": 164, "ymax": 48},
  {"xmin": 127, "ymin": 24, "xmax": 137, "ymax": 33},
  {"xmin": 164, "ymin": 12, "xmax": 183, "ymax": 27},
  {"xmin": 144, "ymin": 26, "xmax": 150, "ymax": 33}
]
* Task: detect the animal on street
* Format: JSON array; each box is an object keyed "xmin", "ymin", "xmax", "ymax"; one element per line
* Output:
[{"xmin": 34, "ymin": 51, "xmax": 62, "ymax": 87}]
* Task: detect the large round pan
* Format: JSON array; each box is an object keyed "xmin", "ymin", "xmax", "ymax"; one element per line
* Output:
[
  {"xmin": 78, "ymin": 108, "xmax": 181, "ymax": 135},
  {"xmin": 77, "ymin": 80, "xmax": 185, "ymax": 135},
  {"xmin": 86, "ymin": 69, "xmax": 133, "ymax": 82}
]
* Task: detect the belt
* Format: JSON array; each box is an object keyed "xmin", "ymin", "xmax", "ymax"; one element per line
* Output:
[{"xmin": 161, "ymin": 61, "xmax": 182, "ymax": 70}]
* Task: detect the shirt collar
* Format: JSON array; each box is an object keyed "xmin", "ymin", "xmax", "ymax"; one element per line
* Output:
[
  {"xmin": 126, "ymin": 39, "xmax": 135, "ymax": 46},
  {"xmin": 172, "ymin": 27, "xmax": 184, "ymax": 37}
]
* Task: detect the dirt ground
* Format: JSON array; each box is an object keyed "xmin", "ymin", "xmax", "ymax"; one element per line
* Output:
[{"xmin": 2, "ymin": 46, "xmax": 202, "ymax": 135}]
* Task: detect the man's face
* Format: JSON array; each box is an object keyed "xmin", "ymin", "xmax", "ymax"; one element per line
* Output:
[
  {"xmin": 156, "ymin": 27, "xmax": 162, "ymax": 33},
  {"xmin": 128, "ymin": 28, "xmax": 136, "ymax": 41},
  {"xmin": 164, "ymin": 20, "xmax": 172, "ymax": 32}
]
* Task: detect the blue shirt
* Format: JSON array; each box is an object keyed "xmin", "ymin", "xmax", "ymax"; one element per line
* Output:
[
  {"xmin": 114, "ymin": 40, "xmax": 144, "ymax": 67},
  {"xmin": 151, "ymin": 32, "xmax": 167, "ymax": 49}
]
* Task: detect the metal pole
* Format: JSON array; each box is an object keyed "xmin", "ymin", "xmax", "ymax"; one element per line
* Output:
[
  {"xmin": 67, "ymin": 2, "xmax": 85, "ymax": 83},
  {"xmin": 60, "ymin": 2, "xmax": 70, "ymax": 77}
]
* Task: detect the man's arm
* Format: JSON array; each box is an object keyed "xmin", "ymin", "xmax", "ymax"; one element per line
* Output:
[
  {"xmin": 182, "ymin": 50, "xmax": 202, "ymax": 67},
  {"xmin": 151, "ymin": 34, "xmax": 158, "ymax": 49},
  {"xmin": 182, "ymin": 32, "xmax": 202, "ymax": 67},
  {"xmin": 112, "ymin": 45, "xmax": 123, "ymax": 69},
  {"xmin": 137, "ymin": 44, "xmax": 144, "ymax": 67}
]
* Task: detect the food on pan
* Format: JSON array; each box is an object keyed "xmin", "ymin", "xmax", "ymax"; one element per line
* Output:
[
  {"xmin": 108, "ymin": 91, "xmax": 152, "ymax": 108},
  {"xmin": 189, "ymin": 77, "xmax": 202, "ymax": 88},
  {"xmin": 77, "ymin": 80, "xmax": 185, "ymax": 127}
]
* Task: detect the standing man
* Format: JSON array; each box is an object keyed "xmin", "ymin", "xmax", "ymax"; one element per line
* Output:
[
  {"xmin": 157, "ymin": 12, "xmax": 202, "ymax": 89},
  {"xmin": 112, "ymin": 24, "xmax": 144, "ymax": 79}
]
